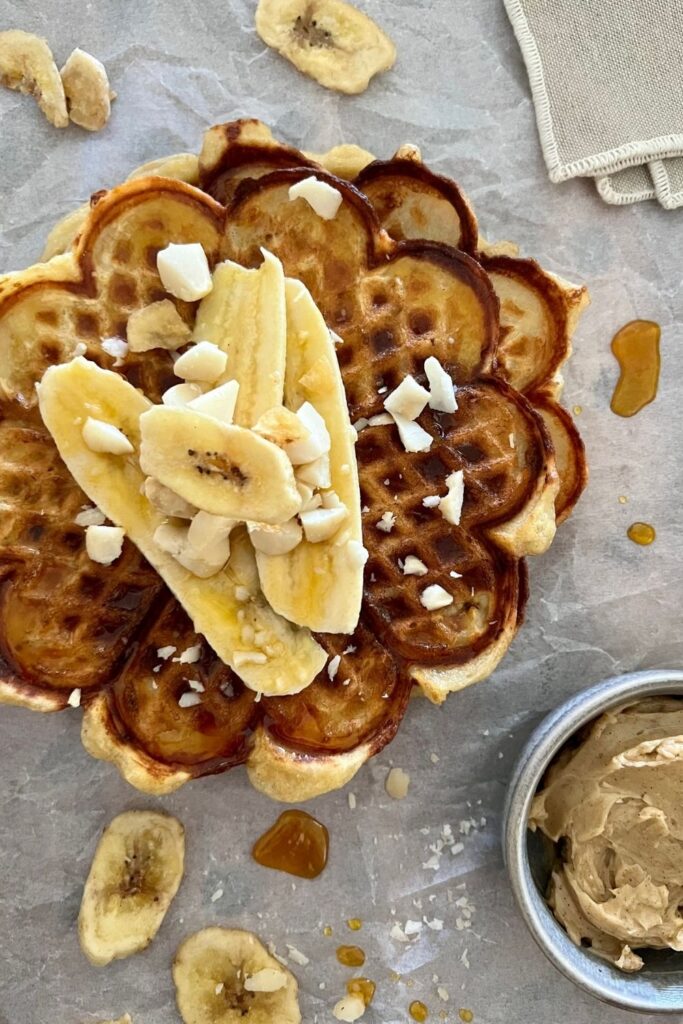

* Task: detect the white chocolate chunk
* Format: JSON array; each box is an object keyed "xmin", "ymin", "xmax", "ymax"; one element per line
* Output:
[
  {"xmin": 248, "ymin": 518, "xmax": 303, "ymax": 555},
  {"xmin": 75, "ymin": 506, "xmax": 106, "ymax": 527},
  {"xmin": 85, "ymin": 524, "xmax": 125, "ymax": 564},
  {"xmin": 439, "ymin": 470, "xmax": 464, "ymax": 526},
  {"xmin": 161, "ymin": 382, "xmax": 204, "ymax": 407},
  {"xmin": 425, "ymin": 355, "xmax": 458, "ymax": 413},
  {"xmin": 82, "ymin": 417, "xmax": 133, "ymax": 454},
  {"xmin": 244, "ymin": 968, "xmax": 287, "ymax": 993},
  {"xmin": 286, "ymin": 402, "xmax": 331, "ymax": 464},
  {"xmin": 392, "ymin": 412, "xmax": 432, "ymax": 452},
  {"xmin": 187, "ymin": 379, "xmax": 239, "ymax": 424},
  {"xmin": 296, "ymin": 452, "xmax": 331, "ymax": 489},
  {"xmin": 288, "ymin": 176, "xmax": 343, "ymax": 220},
  {"xmin": 187, "ymin": 511, "xmax": 235, "ymax": 555},
  {"xmin": 376, "ymin": 511, "xmax": 396, "ymax": 533},
  {"xmin": 157, "ymin": 243, "xmax": 212, "ymax": 301},
  {"xmin": 300, "ymin": 505, "xmax": 348, "ymax": 543},
  {"xmin": 101, "ymin": 336, "xmax": 128, "ymax": 364},
  {"xmin": 402, "ymin": 555, "xmax": 428, "ymax": 576},
  {"xmin": 420, "ymin": 584, "xmax": 453, "ymax": 611},
  {"xmin": 384, "ymin": 375, "xmax": 430, "ymax": 420},
  {"xmin": 178, "ymin": 691, "xmax": 202, "ymax": 708},
  {"xmin": 173, "ymin": 341, "xmax": 228, "ymax": 383}
]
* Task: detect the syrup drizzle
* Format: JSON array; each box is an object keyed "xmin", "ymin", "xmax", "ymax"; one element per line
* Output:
[
  {"xmin": 252, "ymin": 809, "xmax": 328, "ymax": 879},
  {"xmin": 627, "ymin": 522, "xmax": 656, "ymax": 546},
  {"xmin": 610, "ymin": 320, "xmax": 661, "ymax": 417}
]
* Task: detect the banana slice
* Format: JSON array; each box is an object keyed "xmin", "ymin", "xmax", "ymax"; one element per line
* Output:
[
  {"xmin": 139, "ymin": 405, "xmax": 301, "ymax": 524},
  {"xmin": 255, "ymin": 0, "xmax": 396, "ymax": 95},
  {"xmin": 37, "ymin": 357, "xmax": 326, "ymax": 694},
  {"xmin": 173, "ymin": 927, "xmax": 301, "ymax": 1024},
  {"xmin": 78, "ymin": 810, "xmax": 185, "ymax": 966},
  {"xmin": 0, "ymin": 29, "xmax": 68, "ymax": 127},
  {"xmin": 193, "ymin": 251, "xmax": 286, "ymax": 427},
  {"xmin": 255, "ymin": 279, "xmax": 364, "ymax": 633}
]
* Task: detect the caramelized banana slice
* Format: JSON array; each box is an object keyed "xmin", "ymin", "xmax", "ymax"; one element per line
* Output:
[
  {"xmin": 192, "ymin": 251, "xmax": 286, "ymax": 427},
  {"xmin": 78, "ymin": 810, "xmax": 184, "ymax": 965},
  {"xmin": 255, "ymin": 279, "xmax": 364, "ymax": 633},
  {"xmin": 255, "ymin": 0, "xmax": 396, "ymax": 95},
  {"xmin": 0, "ymin": 29, "xmax": 67, "ymax": 127},
  {"xmin": 173, "ymin": 927, "xmax": 301, "ymax": 1024}
]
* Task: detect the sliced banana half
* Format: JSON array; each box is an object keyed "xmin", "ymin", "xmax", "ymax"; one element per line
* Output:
[
  {"xmin": 193, "ymin": 250, "xmax": 286, "ymax": 427},
  {"xmin": 254, "ymin": 279, "xmax": 364, "ymax": 634},
  {"xmin": 255, "ymin": 0, "xmax": 396, "ymax": 95},
  {"xmin": 37, "ymin": 357, "xmax": 326, "ymax": 694},
  {"xmin": 139, "ymin": 405, "xmax": 301, "ymax": 524},
  {"xmin": 173, "ymin": 927, "xmax": 301, "ymax": 1024},
  {"xmin": 78, "ymin": 810, "xmax": 185, "ymax": 966}
]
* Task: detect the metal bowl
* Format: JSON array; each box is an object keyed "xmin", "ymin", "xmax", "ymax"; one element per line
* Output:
[{"xmin": 503, "ymin": 668, "xmax": 683, "ymax": 1014}]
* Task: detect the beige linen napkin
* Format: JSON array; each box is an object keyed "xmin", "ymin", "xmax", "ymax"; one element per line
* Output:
[{"xmin": 504, "ymin": 0, "xmax": 683, "ymax": 208}]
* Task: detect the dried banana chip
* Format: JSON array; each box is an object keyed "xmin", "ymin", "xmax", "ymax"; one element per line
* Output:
[
  {"xmin": 78, "ymin": 810, "xmax": 185, "ymax": 966},
  {"xmin": 60, "ymin": 48, "xmax": 115, "ymax": 131},
  {"xmin": 173, "ymin": 927, "xmax": 301, "ymax": 1024},
  {"xmin": 255, "ymin": 0, "xmax": 396, "ymax": 95},
  {"xmin": 0, "ymin": 29, "xmax": 68, "ymax": 127}
]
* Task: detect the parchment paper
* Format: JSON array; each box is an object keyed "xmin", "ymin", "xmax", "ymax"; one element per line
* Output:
[{"xmin": 1, "ymin": 2, "xmax": 681, "ymax": 1022}]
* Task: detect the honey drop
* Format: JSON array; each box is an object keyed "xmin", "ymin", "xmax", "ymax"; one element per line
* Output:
[
  {"xmin": 627, "ymin": 522, "xmax": 656, "ymax": 546},
  {"xmin": 347, "ymin": 917, "xmax": 362, "ymax": 931},
  {"xmin": 252, "ymin": 809, "xmax": 328, "ymax": 879},
  {"xmin": 409, "ymin": 1000, "xmax": 429, "ymax": 1022},
  {"xmin": 323, "ymin": 925, "xmax": 333, "ymax": 937},
  {"xmin": 336, "ymin": 944, "xmax": 366, "ymax": 967},
  {"xmin": 573, "ymin": 405, "xmax": 582, "ymax": 415},
  {"xmin": 610, "ymin": 319, "xmax": 661, "ymax": 417},
  {"xmin": 346, "ymin": 977, "xmax": 376, "ymax": 1006},
  {"xmin": 459, "ymin": 1011, "xmax": 474, "ymax": 1023}
]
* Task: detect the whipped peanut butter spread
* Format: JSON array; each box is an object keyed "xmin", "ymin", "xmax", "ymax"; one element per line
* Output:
[{"xmin": 529, "ymin": 698, "xmax": 683, "ymax": 972}]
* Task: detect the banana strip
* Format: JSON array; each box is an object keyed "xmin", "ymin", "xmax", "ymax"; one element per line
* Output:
[
  {"xmin": 78, "ymin": 811, "xmax": 184, "ymax": 966},
  {"xmin": 173, "ymin": 927, "xmax": 301, "ymax": 1024},
  {"xmin": 38, "ymin": 357, "xmax": 326, "ymax": 694},
  {"xmin": 255, "ymin": 279, "xmax": 364, "ymax": 633},
  {"xmin": 193, "ymin": 250, "xmax": 286, "ymax": 427}
]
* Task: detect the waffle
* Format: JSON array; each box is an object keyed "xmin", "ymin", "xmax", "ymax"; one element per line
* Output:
[{"xmin": 0, "ymin": 120, "xmax": 587, "ymax": 799}]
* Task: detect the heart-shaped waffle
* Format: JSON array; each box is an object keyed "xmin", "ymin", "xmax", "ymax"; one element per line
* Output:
[{"xmin": 0, "ymin": 121, "xmax": 586, "ymax": 799}]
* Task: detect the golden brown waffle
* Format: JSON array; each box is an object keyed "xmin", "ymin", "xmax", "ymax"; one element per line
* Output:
[{"xmin": 0, "ymin": 119, "xmax": 586, "ymax": 799}]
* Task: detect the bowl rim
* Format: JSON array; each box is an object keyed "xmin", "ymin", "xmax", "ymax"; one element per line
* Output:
[{"xmin": 503, "ymin": 668, "xmax": 683, "ymax": 1014}]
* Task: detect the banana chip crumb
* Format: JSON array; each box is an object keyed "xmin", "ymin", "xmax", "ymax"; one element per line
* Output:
[{"xmin": 255, "ymin": 0, "xmax": 396, "ymax": 95}]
